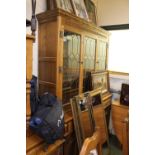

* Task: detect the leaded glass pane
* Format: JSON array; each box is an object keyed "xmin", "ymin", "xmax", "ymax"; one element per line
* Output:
[
  {"xmin": 83, "ymin": 37, "xmax": 96, "ymax": 92},
  {"xmin": 96, "ymin": 41, "xmax": 107, "ymax": 70},
  {"xmin": 63, "ymin": 31, "xmax": 80, "ymax": 103}
]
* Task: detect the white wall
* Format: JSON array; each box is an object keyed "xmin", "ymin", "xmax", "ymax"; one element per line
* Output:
[
  {"xmin": 26, "ymin": 0, "xmax": 46, "ymax": 76},
  {"xmin": 108, "ymin": 30, "xmax": 130, "ymax": 73},
  {"xmin": 97, "ymin": 0, "xmax": 129, "ymax": 26}
]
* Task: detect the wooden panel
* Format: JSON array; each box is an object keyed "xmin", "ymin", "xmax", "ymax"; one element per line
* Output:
[
  {"xmin": 93, "ymin": 105, "xmax": 107, "ymax": 143},
  {"xmin": 26, "ymin": 34, "xmax": 34, "ymax": 120},
  {"xmin": 112, "ymin": 105, "xmax": 128, "ymax": 122},
  {"xmin": 56, "ymin": 19, "xmax": 63, "ymax": 99},
  {"xmin": 63, "ymin": 109, "xmax": 78, "ymax": 155},
  {"xmin": 27, "ymin": 134, "xmax": 43, "ymax": 153},
  {"xmin": 39, "ymin": 59, "xmax": 56, "ymax": 83},
  {"xmin": 39, "ymin": 83, "xmax": 56, "ymax": 96},
  {"xmin": 112, "ymin": 101, "xmax": 129, "ymax": 148},
  {"xmin": 81, "ymin": 110, "xmax": 93, "ymax": 138},
  {"xmin": 26, "ymin": 82, "xmax": 31, "ymax": 118},
  {"xmin": 26, "ymin": 35, "xmax": 34, "ymax": 80},
  {"xmin": 64, "ymin": 133, "xmax": 78, "ymax": 155},
  {"xmin": 112, "ymin": 121, "xmax": 123, "ymax": 144},
  {"xmin": 39, "ymin": 21, "xmax": 58, "ymax": 57}
]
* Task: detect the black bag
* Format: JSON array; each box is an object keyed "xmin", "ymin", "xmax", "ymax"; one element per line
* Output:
[
  {"xmin": 29, "ymin": 77, "xmax": 64, "ymax": 145},
  {"xmin": 120, "ymin": 83, "xmax": 129, "ymax": 106}
]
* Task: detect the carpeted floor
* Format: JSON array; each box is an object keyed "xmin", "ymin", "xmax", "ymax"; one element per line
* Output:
[{"xmin": 103, "ymin": 134, "xmax": 123, "ymax": 155}]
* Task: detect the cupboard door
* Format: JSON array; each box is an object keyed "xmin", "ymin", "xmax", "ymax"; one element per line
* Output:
[
  {"xmin": 83, "ymin": 37, "xmax": 96, "ymax": 92},
  {"xmin": 62, "ymin": 31, "xmax": 81, "ymax": 104},
  {"xmin": 96, "ymin": 41, "xmax": 107, "ymax": 71}
]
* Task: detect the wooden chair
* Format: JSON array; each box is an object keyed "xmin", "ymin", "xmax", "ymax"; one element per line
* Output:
[{"xmin": 79, "ymin": 128, "xmax": 103, "ymax": 155}]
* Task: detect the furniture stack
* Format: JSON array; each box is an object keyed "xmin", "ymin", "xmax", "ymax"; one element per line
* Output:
[{"xmin": 36, "ymin": 8, "xmax": 112, "ymax": 154}]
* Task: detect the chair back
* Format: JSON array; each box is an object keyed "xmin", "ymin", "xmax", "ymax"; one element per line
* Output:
[{"xmin": 79, "ymin": 129, "xmax": 102, "ymax": 155}]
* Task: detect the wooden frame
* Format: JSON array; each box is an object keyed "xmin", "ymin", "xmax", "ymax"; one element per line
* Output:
[
  {"xmin": 84, "ymin": 0, "xmax": 97, "ymax": 24},
  {"xmin": 91, "ymin": 71, "xmax": 110, "ymax": 95},
  {"xmin": 72, "ymin": 0, "xmax": 89, "ymax": 20},
  {"xmin": 71, "ymin": 92, "xmax": 95, "ymax": 151},
  {"xmin": 71, "ymin": 89, "xmax": 110, "ymax": 152},
  {"xmin": 47, "ymin": 0, "xmax": 74, "ymax": 13},
  {"xmin": 89, "ymin": 90, "xmax": 110, "ymax": 154}
]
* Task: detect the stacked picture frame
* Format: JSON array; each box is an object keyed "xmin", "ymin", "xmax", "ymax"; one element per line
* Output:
[
  {"xmin": 71, "ymin": 71, "xmax": 111, "ymax": 153},
  {"xmin": 70, "ymin": 92, "xmax": 95, "ymax": 150},
  {"xmin": 91, "ymin": 71, "xmax": 110, "ymax": 95},
  {"xmin": 47, "ymin": 0, "xmax": 97, "ymax": 22},
  {"xmin": 71, "ymin": 91, "xmax": 110, "ymax": 152}
]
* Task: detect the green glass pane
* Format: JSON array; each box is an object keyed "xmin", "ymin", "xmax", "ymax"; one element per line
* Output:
[
  {"xmin": 83, "ymin": 37, "xmax": 96, "ymax": 92},
  {"xmin": 97, "ymin": 41, "xmax": 107, "ymax": 71},
  {"xmin": 63, "ymin": 31, "xmax": 80, "ymax": 103}
]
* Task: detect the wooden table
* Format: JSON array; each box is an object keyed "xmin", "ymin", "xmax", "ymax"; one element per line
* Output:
[{"xmin": 112, "ymin": 100, "xmax": 129, "ymax": 155}]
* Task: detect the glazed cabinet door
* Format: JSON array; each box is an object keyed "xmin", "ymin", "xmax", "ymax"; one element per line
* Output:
[
  {"xmin": 62, "ymin": 31, "xmax": 81, "ymax": 104},
  {"xmin": 95, "ymin": 40, "xmax": 107, "ymax": 71}
]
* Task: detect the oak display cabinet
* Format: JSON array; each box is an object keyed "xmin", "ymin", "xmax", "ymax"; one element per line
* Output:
[
  {"xmin": 37, "ymin": 8, "xmax": 109, "ymax": 104},
  {"xmin": 36, "ymin": 8, "xmax": 111, "ymax": 155}
]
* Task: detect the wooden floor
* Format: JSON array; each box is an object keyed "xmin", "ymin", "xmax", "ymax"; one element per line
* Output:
[{"xmin": 103, "ymin": 134, "xmax": 123, "ymax": 155}]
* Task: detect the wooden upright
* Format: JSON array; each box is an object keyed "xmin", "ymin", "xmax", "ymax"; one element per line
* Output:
[{"xmin": 26, "ymin": 34, "xmax": 34, "ymax": 123}]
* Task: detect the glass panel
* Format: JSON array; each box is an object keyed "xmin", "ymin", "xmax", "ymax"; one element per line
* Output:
[
  {"xmin": 83, "ymin": 37, "xmax": 96, "ymax": 92},
  {"xmin": 96, "ymin": 41, "xmax": 107, "ymax": 71},
  {"xmin": 63, "ymin": 31, "xmax": 80, "ymax": 103}
]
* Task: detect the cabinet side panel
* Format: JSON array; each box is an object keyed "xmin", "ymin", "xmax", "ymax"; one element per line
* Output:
[
  {"xmin": 39, "ymin": 22, "xmax": 58, "ymax": 57},
  {"xmin": 26, "ymin": 38, "xmax": 33, "ymax": 80},
  {"xmin": 38, "ymin": 20, "xmax": 59, "ymax": 96},
  {"xmin": 39, "ymin": 60, "xmax": 56, "ymax": 83}
]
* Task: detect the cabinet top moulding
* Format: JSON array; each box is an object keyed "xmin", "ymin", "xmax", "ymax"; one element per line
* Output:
[{"xmin": 36, "ymin": 9, "xmax": 109, "ymax": 38}]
